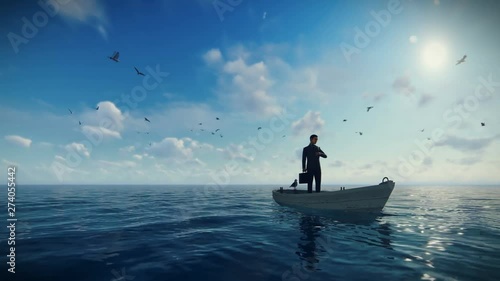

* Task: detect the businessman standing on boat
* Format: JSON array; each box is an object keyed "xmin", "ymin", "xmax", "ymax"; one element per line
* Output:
[{"xmin": 302, "ymin": 134, "xmax": 327, "ymax": 193}]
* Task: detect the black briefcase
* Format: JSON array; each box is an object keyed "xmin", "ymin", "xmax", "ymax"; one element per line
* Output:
[{"xmin": 299, "ymin": 172, "xmax": 311, "ymax": 184}]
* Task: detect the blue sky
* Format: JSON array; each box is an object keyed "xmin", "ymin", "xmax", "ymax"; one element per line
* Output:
[{"xmin": 1, "ymin": 0, "xmax": 499, "ymax": 185}]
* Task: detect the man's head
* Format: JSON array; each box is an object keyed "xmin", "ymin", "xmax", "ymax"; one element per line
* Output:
[{"xmin": 310, "ymin": 134, "xmax": 318, "ymax": 144}]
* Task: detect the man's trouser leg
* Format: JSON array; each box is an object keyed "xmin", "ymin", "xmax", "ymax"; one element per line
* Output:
[
  {"xmin": 307, "ymin": 172, "xmax": 313, "ymax": 193},
  {"xmin": 315, "ymin": 172, "xmax": 321, "ymax": 192}
]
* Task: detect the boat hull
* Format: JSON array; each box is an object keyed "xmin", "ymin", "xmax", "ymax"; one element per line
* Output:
[{"xmin": 272, "ymin": 181, "xmax": 395, "ymax": 212}]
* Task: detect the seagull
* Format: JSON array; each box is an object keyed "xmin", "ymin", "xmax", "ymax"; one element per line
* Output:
[
  {"xmin": 134, "ymin": 67, "xmax": 145, "ymax": 76},
  {"xmin": 282, "ymin": 135, "xmax": 286, "ymax": 138},
  {"xmin": 108, "ymin": 51, "xmax": 120, "ymax": 62},
  {"xmin": 96, "ymin": 106, "xmax": 99, "ymax": 110},
  {"xmin": 456, "ymin": 55, "xmax": 466, "ymax": 65},
  {"xmin": 290, "ymin": 179, "xmax": 298, "ymax": 189},
  {"xmin": 367, "ymin": 106, "xmax": 374, "ymax": 112},
  {"xmin": 355, "ymin": 132, "xmax": 363, "ymax": 136},
  {"xmin": 144, "ymin": 117, "xmax": 150, "ymax": 122},
  {"xmin": 68, "ymin": 108, "xmax": 72, "ymax": 114},
  {"xmin": 343, "ymin": 119, "xmax": 347, "ymax": 122},
  {"xmin": 258, "ymin": 127, "xmax": 262, "ymax": 130},
  {"xmin": 201, "ymin": 129, "xmax": 205, "ymax": 131},
  {"xmin": 216, "ymin": 117, "xmax": 220, "ymax": 120},
  {"xmin": 427, "ymin": 138, "xmax": 431, "ymax": 140},
  {"xmin": 211, "ymin": 132, "xmax": 215, "ymax": 135},
  {"xmin": 481, "ymin": 122, "xmax": 485, "ymax": 126},
  {"xmin": 79, "ymin": 121, "xmax": 81, "ymax": 125},
  {"xmin": 421, "ymin": 129, "xmax": 424, "ymax": 132},
  {"xmin": 215, "ymin": 129, "xmax": 220, "ymax": 132},
  {"xmin": 199, "ymin": 123, "xmax": 202, "ymax": 125},
  {"xmin": 220, "ymin": 134, "xmax": 223, "ymax": 138}
]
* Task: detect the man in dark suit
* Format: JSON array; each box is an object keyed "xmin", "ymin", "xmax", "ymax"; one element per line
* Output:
[{"xmin": 302, "ymin": 134, "xmax": 327, "ymax": 193}]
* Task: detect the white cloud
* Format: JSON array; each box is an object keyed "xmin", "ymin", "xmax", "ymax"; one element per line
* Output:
[
  {"xmin": 207, "ymin": 49, "xmax": 282, "ymax": 118},
  {"xmin": 5, "ymin": 135, "xmax": 32, "ymax": 148},
  {"xmin": 188, "ymin": 138, "xmax": 215, "ymax": 150},
  {"xmin": 98, "ymin": 160, "xmax": 137, "ymax": 168},
  {"xmin": 148, "ymin": 137, "xmax": 193, "ymax": 159},
  {"xmin": 409, "ymin": 35, "xmax": 418, "ymax": 44},
  {"xmin": 65, "ymin": 142, "xmax": 91, "ymax": 158},
  {"xmin": 203, "ymin": 48, "xmax": 223, "ymax": 64},
  {"xmin": 291, "ymin": 111, "xmax": 325, "ymax": 136},
  {"xmin": 132, "ymin": 154, "xmax": 143, "ymax": 160},
  {"xmin": 2, "ymin": 159, "xmax": 19, "ymax": 166},
  {"xmin": 54, "ymin": 155, "xmax": 66, "ymax": 162},
  {"xmin": 220, "ymin": 143, "xmax": 254, "ymax": 162},
  {"xmin": 434, "ymin": 135, "xmax": 500, "ymax": 152},
  {"xmin": 95, "ymin": 101, "xmax": 125, "ymax": 131},
  {"xmin": 82, "ymin": 125, "xmax": 121, "ymax": 139},
  {"xmin": 57, "ymin": 0, "xmax": 109, "ymax": 40},
  {"xmin": 120, "ymin": 146, "xmax": 135, "ymax": 153}
]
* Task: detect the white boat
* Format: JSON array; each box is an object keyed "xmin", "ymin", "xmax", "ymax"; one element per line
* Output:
[{"xmin": 272, "ymin": 177, "xmax": 395, "ymax": 213}]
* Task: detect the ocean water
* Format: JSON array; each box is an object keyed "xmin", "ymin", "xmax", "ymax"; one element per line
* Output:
[{"xmin": 1, "ymin": 184, "xmax": 500, "ymax": 281}]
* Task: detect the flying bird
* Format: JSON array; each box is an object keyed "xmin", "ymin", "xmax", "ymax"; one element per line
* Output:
[
  {"xmin": 134, "ymin": 67, "xmax": 145, "ymax": 76},
  {"xmin": 211, "ymin": 132, "xmax": 215, "ymax": 135},
  {"xmin": 215, "ymin": 129, "xmax": 220, "ymax": 132},
  {"xmin": 199, "ymin": 123, "xmax": 202, "ymax": 125},
  {"xmin": 456, "ymin": 55, "xmax": 466, "ymax": 65},
  {"xmin": 108, "ymin": 51, "xmax": 120, "ymax": 62},
  {"xmin": 68, "ymin": 108, "xmax": 72, "ymax": 114},
  {"xmin": 258, "ymin": 127, "xmax": 262, "ymax": 130},
  {"xmin": 355, "ymin": 132, "xmax": 363, "ymax": 136},
  {"xmin": 96, "ymin": 106, "xmax": 99, "ymax": 110},
  {"xmin": 79, "ymin": 121, "xmax": 81, "ymax": 125},
  {"xmin": 216, "ymin": 117, "xmax": 220, "ymax": 120},
  {"xmin": 343, "ymin": 119, "xmax": 347, "ymax": 122},
  {"xmin": 220, "ymin": 134, "xmax": 223, "ymax": 138},
  {"xmin": 144, "ymin": 117, "xmax": 150, "ymax": 122},
  {"xmin": 427, "ymin": 138, "xmax": 431, "ymax": 140},
  {"xmin": 421, "ymin": 129, "xmax": 424, "ymax": 132},
  {"xmin": 367, "ymin": 106, "xmax": 374, "ymax": 112},
  {"xmin": 282, "ymin": 135, "xmax": 286, "ymax": 138},
  {"xmin": 481, "ymin": 122, "xmax": 485, "ymax": 126},
  {"xmin": 290, "ymin": 179, "xmax": 298, "ymax": 189}
]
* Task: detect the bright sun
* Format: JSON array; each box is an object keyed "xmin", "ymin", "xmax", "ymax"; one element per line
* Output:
[{"xmin": 421, "ymin": 42, "xmax": 447, "ymax": 70}]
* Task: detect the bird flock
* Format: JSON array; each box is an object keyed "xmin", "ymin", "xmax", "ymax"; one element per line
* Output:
[
  {"xmin": 340, "ymin": 55, "xmax": 486, "ymax": 139},
  {"xmin": 67, "ymin": 53, "xmax": 484, "ymax": 150}
]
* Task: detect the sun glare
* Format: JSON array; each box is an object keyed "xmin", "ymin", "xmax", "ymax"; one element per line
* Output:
[{"xmin": 421, "ymin": 42, "xmax": 447, "ymax": 70}]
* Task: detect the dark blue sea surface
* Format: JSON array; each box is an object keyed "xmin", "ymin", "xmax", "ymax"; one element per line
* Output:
[{"xmin": 1, "ymin": 184, "xmax": 500, "ymax": 281}]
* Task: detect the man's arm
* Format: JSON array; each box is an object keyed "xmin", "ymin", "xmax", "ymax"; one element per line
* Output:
[
  {"xmin": 319, "ymin": 148, "xmax": 327, "ymax": 158},
  {"xmin": 302, "ymin": 147, "xmax": 307, "ymax": 171}
]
